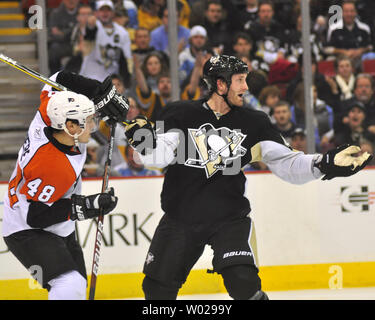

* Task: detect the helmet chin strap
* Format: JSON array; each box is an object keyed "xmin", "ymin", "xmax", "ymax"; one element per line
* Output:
[
  {"xmin": 217, "ymin": 81, "xmax": 234, "ymax": 109},
  {"xmin": 63, "ymin": 126, "xmax": 85, "ymax": 147}
]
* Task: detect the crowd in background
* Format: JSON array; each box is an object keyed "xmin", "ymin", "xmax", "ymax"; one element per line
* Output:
[{"xmin": 21, "ymin": 0, "xmax": 375, "ymax": 176}]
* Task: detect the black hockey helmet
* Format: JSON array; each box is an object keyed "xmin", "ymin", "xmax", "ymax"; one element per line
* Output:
[{"xmin": 203, "ymin": 55, "xmax": 248, "ymax": 95}]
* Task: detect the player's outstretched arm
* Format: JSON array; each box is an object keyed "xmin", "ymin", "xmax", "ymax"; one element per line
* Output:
[{"xmin": 259, "ymin": 141, "xmax": 372, "ymax": 184}]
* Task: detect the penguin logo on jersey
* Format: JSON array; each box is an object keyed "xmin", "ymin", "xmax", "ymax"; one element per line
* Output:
[{"xmin": 185, "ymin": 123, "xmax": 247, "ymax": 178}]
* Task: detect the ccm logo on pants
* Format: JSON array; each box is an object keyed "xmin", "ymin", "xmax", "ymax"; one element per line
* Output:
[{"xmin": 223, "ymin": 251, "xmax": 252, "ymax": 259}]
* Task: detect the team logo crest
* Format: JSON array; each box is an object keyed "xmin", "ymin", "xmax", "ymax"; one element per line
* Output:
[{"xmin": 185, "ymin": 123, "xmax": 247, "ymax": 178}]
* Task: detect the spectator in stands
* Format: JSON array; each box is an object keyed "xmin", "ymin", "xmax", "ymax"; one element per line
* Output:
[
  {"xmin": 149, "ymin": 2, "xmax": 190, "ymax": 55},
  {"xmin": 333, "ymin": 100, "xmax": 375, "ymax": 148},
  {"xmin": 126, "ymin": 96, "xmax": 142, "ymax": 120},
  {"xmin": 325, "ymin": 55, "xmax": 356, "ymax": 102},
  {"xmin": 290, "ymin": 128, "xmax": 308, "ymax": 154},
  {"xmin": 110, "ymin": 73, "xmax": 132, "ymax": 98},
  {"xmin": 285, "ymin": 14, "xmax": 324, "ymax": 64},
  {"xmin": 273, "ymin": 101, "xmax": 297, "ymax": 144},
  {"xmin": 65, "ymin": 4, "xmax": 93, "ymax": 73},
  {"xmin": 134, "ymin": 63, "xmax": 172, "ymax": 122},
  {"xmin": 82, "ymin": 138, "xmax": 101, "ymax": 177},
  {"xmin": 231, "ymin": 32, "xmax": 269, "ymax": 75},
  {"xmin": 200, "ymin": 0, "xmax": 232, "ymax": 55},
  {"xmin": 133, "ymin": 27, "xmax": 157, "ymax": 66},
  {"xmin": 138, "ymin": 0, "xmax": 165, "ymax": 31},
  {"xmin": 180, "ymin": 49, "xmax": 212, "ymax": 101},
  {"xmin": 326, "ymin": 0, "xmax": 373, "ymax": 64},
  {"xmin": 338, "ymin": 73, "xmax": 375, "ymax": 119},
  {"xmin": 113, "ymin": 5, "xmax": 129, "ymax": 29},
  {"xmin": 79, "ymin": 0, "xmax": 132, "ymax": 84},
  {"xmin": 134, "ymin": 51, "xmax": 169, "ymax": 95},
  {"xmin": 239, "ymin": 0, "xmax": 259, "ymax": 31},
  {"xmin": 178, "ymin": 25, "xmax": 208, "ymax": 84},
  {"xmin": 48, "ymin": 0, "xmax": 80, "ymax": 74},
  {"xmin": 286, "ymin": 54, "xmax": 336, "ymax": 111},
  {"xmin": 258, "ymin": 85, "xmax": 281, "ymax": 119},
  {"xmin": 178, "ymin": 0, "xmax": 192, "ymax": 29},
  {"xmin": 123, "ymin": 0, "xmax": 139, "ymax": 29},
  {"xmin": 246, "ymin": 0, "xmax": 289, "ymax": 66},
  {"xmin": 135, "ymin": 52, "xmax": 209, "ymax": 120},
  {"xmin": 243, "ymin": 70, "xmax": 268, "ymax": 110}
]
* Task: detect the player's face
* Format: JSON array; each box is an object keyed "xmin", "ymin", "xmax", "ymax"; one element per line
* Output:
[
  {"xmin": 227, "ymin": 73, "xmax": 248, "ymax": 107},
  {"xmin": 78, "ymin": 115, "xmax": 98, "ymax": 143}
]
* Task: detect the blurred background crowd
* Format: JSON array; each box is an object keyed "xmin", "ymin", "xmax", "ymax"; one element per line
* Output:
[{"xmin": 20, "ymin": 0, "xmax": 375, "ymax": 176}]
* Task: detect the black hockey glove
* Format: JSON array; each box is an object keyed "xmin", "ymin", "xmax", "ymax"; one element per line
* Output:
[
  {"xmin": 70, "ymin": 188, "xmax": 118, "ymax": 221},
  {"xmin": 314, "ymin": 144, "xmax": 373, "ymax": 180},
  {"xmin": 124, "ymin": 115, "xmax": 156, "ymax": 155},
  {"xmin": 93, "ymin": 76, "xmax": 129, "ymax": 123}
]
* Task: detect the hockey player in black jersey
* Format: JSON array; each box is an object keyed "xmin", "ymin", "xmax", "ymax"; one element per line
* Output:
[{"xmin": 124, "ymin": 55, "xmax": 372, "ymax": 300}]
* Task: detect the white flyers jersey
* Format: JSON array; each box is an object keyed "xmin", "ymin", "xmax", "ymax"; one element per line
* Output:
[
  {"xmin": 2, "ymin": 79, "xmax": 86, "ymax": 237},
  {"xmin": 79, "ymin": 20, "xmax": 132, "ymax": 82}
]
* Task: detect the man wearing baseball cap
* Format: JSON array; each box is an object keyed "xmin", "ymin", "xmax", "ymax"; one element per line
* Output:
[
  {"xmin": 178, "ymin": 25, "xmax": 209, "ymax": 84},
  {"xmin": 79, "ymin": 0, "xmax": 132, "ymax": 83}
]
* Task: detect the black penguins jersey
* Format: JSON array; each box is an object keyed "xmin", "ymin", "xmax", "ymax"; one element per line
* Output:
[{"xmin": 142, "ymin": 99, "xmax": 321, "ymax": 224}]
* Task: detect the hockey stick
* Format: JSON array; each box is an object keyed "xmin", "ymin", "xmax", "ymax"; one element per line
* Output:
[
  {"xmin": 0, "ymin": 53, "xmax": 68, "ymax": 91},
  {"xmin": 89, "ymin": 121, "xmax": 116, "ymax": 300},
  {"xmin": 0, "ymin": 53, "xmax": 131, "ymax": 125}
]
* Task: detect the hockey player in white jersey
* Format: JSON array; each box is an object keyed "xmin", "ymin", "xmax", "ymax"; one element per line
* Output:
[{"xmin": 2, "ymin": 71, "xmax": 129, "ymax": 300}]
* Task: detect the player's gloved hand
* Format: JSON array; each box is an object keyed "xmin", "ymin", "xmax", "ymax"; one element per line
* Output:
[
  {"xmin": 93, "ymin": 76, "xmax": 129, "ymax": 123},
  {"xmin": 314, "ymin": 144, "xmax": 373, "ymax": 180},
  {"xmin": 124, "ymin": 115, "xmax": 156, "ymax": 155},
  {"xmin": 70, "ymin": 187, "xmax": 118, "ymax": 221}
]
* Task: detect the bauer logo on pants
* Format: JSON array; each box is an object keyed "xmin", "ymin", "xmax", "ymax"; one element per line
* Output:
[{"xmin": 185, "ymin": 123, "xmax": 247, "ymax": 178}]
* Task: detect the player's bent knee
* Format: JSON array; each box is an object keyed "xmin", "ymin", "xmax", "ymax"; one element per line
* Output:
[
  {"xmin": 220, "ymin": 265, "xmax": 262, "ymax": 300},
  {"xmin": 48, "ymin": 270, "xmax": 87, "ymax": 300},
  {"xmin": 142, "ymin": 276, "xmax": 179, "ymax": 300}
]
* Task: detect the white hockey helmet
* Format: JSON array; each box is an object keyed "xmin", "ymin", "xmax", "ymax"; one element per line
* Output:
[
  {"xmin": 47, "ymin": 91, "xmax": 96, "ymax": 130},
  {"xmin": 47, "ymin": 91, "xmax": 97, "ymax": 145}
]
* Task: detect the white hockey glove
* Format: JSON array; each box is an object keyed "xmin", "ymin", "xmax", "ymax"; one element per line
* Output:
[
  {"xmin": 71, "ymin": 188, "xmax": 118, "ymax": 221},
  {"xmin": 314, "ymin": 144, "xmax": 373, "ymax": 180}
]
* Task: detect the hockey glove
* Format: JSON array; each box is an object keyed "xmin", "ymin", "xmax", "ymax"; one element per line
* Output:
[
  {"xmin": 93, "ymin": 76, "xmax": 129, "ymax": 123},
  {"xmin": 315, "ymin": 144, "xmax": 373, "ymax": 180},
  {"xmin": 70, "ymin": 187, "xmax": 118, "ymax": 221},
  {"xmin": 124, "ymin": 115, "xmax": 156, "ymax": 155}
]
